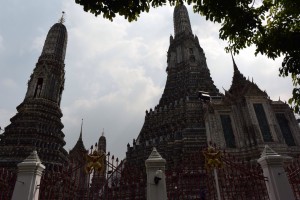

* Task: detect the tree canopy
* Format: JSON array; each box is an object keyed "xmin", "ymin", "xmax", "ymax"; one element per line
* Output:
[{"xmin": 74, "ymin": 0, "xmax": 300, "ymax": 112}]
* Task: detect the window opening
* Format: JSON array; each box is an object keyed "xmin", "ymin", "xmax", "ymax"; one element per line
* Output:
[
  {"xmin": 220, "ymin": 115, "xmax": 236, "ymax": 148},
  {"xmin": 34, "ymin": 78, "xmax": 43, "ymax": 98},
  {"xmin": 276, "ymin": 113, "xmax": 295, "ymax": 146},
  {"xmin": 253, "ymin": 103, "xmax": 273, "ymax": 142}
]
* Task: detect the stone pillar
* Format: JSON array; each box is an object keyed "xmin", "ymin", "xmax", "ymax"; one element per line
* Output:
[
  {"xmin": 257, "ymin": 145, "xmax": 295, "ymax": 200},
  {"xmin": 12, "ymin": 151, "xmax": 45, "ymax": 200},
  {"xmin": 145, "ymin": 147, "xmax": 167, "ymax": 200}
]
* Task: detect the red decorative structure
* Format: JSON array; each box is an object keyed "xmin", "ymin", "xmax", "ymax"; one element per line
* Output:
[
  {"xmin": 37, "ymin": 151, "xmax": 146, "ymax": 200},
  {"xmin": 3, "ymin": 146, "xmax": 299, "ymax": 199},
  {"xmin": 97, "ymin": 154, "xmax": 146, "ymax": 200},
  {"xmin": 0, "ymin": 168, "xmax": 16, "ymax": 200},
  {"xmin": 285, "ymin": 156, "xmax": 300, "ymax": 199},
  {"xmin": 165, "ymin": 146, "xmax": 269, "ymax": 200},
  {"xmin": 39, "ymin": 163, "xmax": 87, "ymax": 200},
  {"xmin": 217, "ymin": 151, "xmax": 269, "ymax": 200}
]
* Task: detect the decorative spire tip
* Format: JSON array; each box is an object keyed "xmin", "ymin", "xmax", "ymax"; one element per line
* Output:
[
  {"xmin": 79, "ymin": 118, "xmax": 83, "ymax": 139},
  {"xmin": 59, "ymin": 11, "xmax": 65, "ymax": 24},
  {"xmin": 231, "ymin": 52, "xmax": 238, "ymax": 71}
]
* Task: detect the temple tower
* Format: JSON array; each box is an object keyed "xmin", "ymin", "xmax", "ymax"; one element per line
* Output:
[
  {"xmin": 0, "ymin": 16, "xmax": 69, "ymax": 168},
  {"xmin": 126, "ymin": 4, "xmax": 220, "ymax": 169},
  {"xmin": 98, "ymin": 130, "xmax": 106, "ymax": 153},
  {"xmin": 160, "ymin": 5, "xmax": 219, "ymax": 106},
  {"xmin": 90, "ymin": 130, "xmax": 107, "ymax": 198}
]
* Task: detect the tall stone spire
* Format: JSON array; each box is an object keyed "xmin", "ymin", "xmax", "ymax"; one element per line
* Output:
[
  {"xmin": 40, "ymin": 12, "xmax": 67, "ymax": 62},
  {"xmin": 173, "ymin": 4, "xmax": 192, "ymax": 36},
  {"xmin": 0, "ymin": 19, "xmax": 69, "ymax": 168},
  {"xmin": 159, "ymin": 4, "xmax": 219, "ymax": 106},
  {"xmin": 25, "ymin": 21, "xmax": 67, "ymax": 105},
  {"xmin": 39, "ymin": 24, "xmax": 67, "ymax": 62},
  {"xmin": 126, "ymin": 5, "xmax": 220, "ymax": 170}
]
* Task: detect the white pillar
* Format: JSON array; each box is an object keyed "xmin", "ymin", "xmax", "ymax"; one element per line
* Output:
[
  {"xmin": 12, "ymin": 150, "xmax": 45, "ymax": 200},
  {"xmin": 213, "ymin": 168, "xmax": 222, "ymax": 200},
  {"xmin": 257, "ymin": 145, "xmax": 295, "ymax": 200},
  {"xmin": 145, "ymin": 147, "xmax": 167, "ymax": 200}
]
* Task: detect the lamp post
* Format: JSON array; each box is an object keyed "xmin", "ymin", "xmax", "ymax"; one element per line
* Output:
[{"xmin": 203, "ymin": 146, "xmax": 223, "ymax": 200}]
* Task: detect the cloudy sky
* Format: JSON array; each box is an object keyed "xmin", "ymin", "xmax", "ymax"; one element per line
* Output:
[{"xmin": 0, "ymin": 0, "xmax": 293, "ymax": 160}]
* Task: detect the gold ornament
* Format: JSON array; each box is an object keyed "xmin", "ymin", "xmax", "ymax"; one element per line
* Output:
[
  {"xmin": 85, "ymin": 149, "xmax": 106, "ymax": 174},
  {"xmin": 203, "ymin": 146, "xmax": 223, "ymax": 170}
]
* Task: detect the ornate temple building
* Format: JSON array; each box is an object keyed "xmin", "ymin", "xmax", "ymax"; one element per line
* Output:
[
  {"xmin": 125, "ymin": 4, "xmax": 300, "ymax": 169},
  {"xmin": 0, "ymin": 17, "xmax": 69, "ymax": 168},
  {"xmin": 204, "ymin": 58, "xmax": 300, "ymax": 160}
]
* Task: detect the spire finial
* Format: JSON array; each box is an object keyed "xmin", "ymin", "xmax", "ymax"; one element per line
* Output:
[
  {"xmin": 102, "ymin": 128, "xmax": 104, "ymax": 136},
  {"xmin": 222, "ymin": 86, "xmax": 226, "ymax": 92},
  {"xmin": 59, "ymin": 11, "xmax": 65, "ymax": 24},
  {"xmin": 231, "ymin": 52, "xmax": 238, "ymax": 72},
  {"xmin": 79, "ymin": 118, "xmax": 83, "ymax": 140}
]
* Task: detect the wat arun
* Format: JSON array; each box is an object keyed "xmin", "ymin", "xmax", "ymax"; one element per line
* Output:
[
  {"xmin": 126, "ymin": 4, "xmax": 300, "ymax": 169},
  {"xmin": 0, "ymin": 4, "xmax": 299, "ymax": 188}
]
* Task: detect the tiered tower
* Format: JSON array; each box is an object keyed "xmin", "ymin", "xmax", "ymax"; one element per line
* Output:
[
  {"xmin": 90, "ymin": 130, "xmax": 107, "ymax": 197},
  {"xmin": 0, "ymin": 17, "xmax": 69, "ymax": 168},
  {"xmin": 126, "ymin": 4, "xmax": 221, "ymax": 169}
]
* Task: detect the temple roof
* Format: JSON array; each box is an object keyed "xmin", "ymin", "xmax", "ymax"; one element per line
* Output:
[
  {"xmin": 228, "ymin": 56, "xmax": 248, "ymax": 94},
  {"xmin": 70, "ymin": 119, "xmax": 86, "ymax": 155},
  {"xmin": 227, "ymin": 56, "xmax": 267, "ymax": 98}
]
